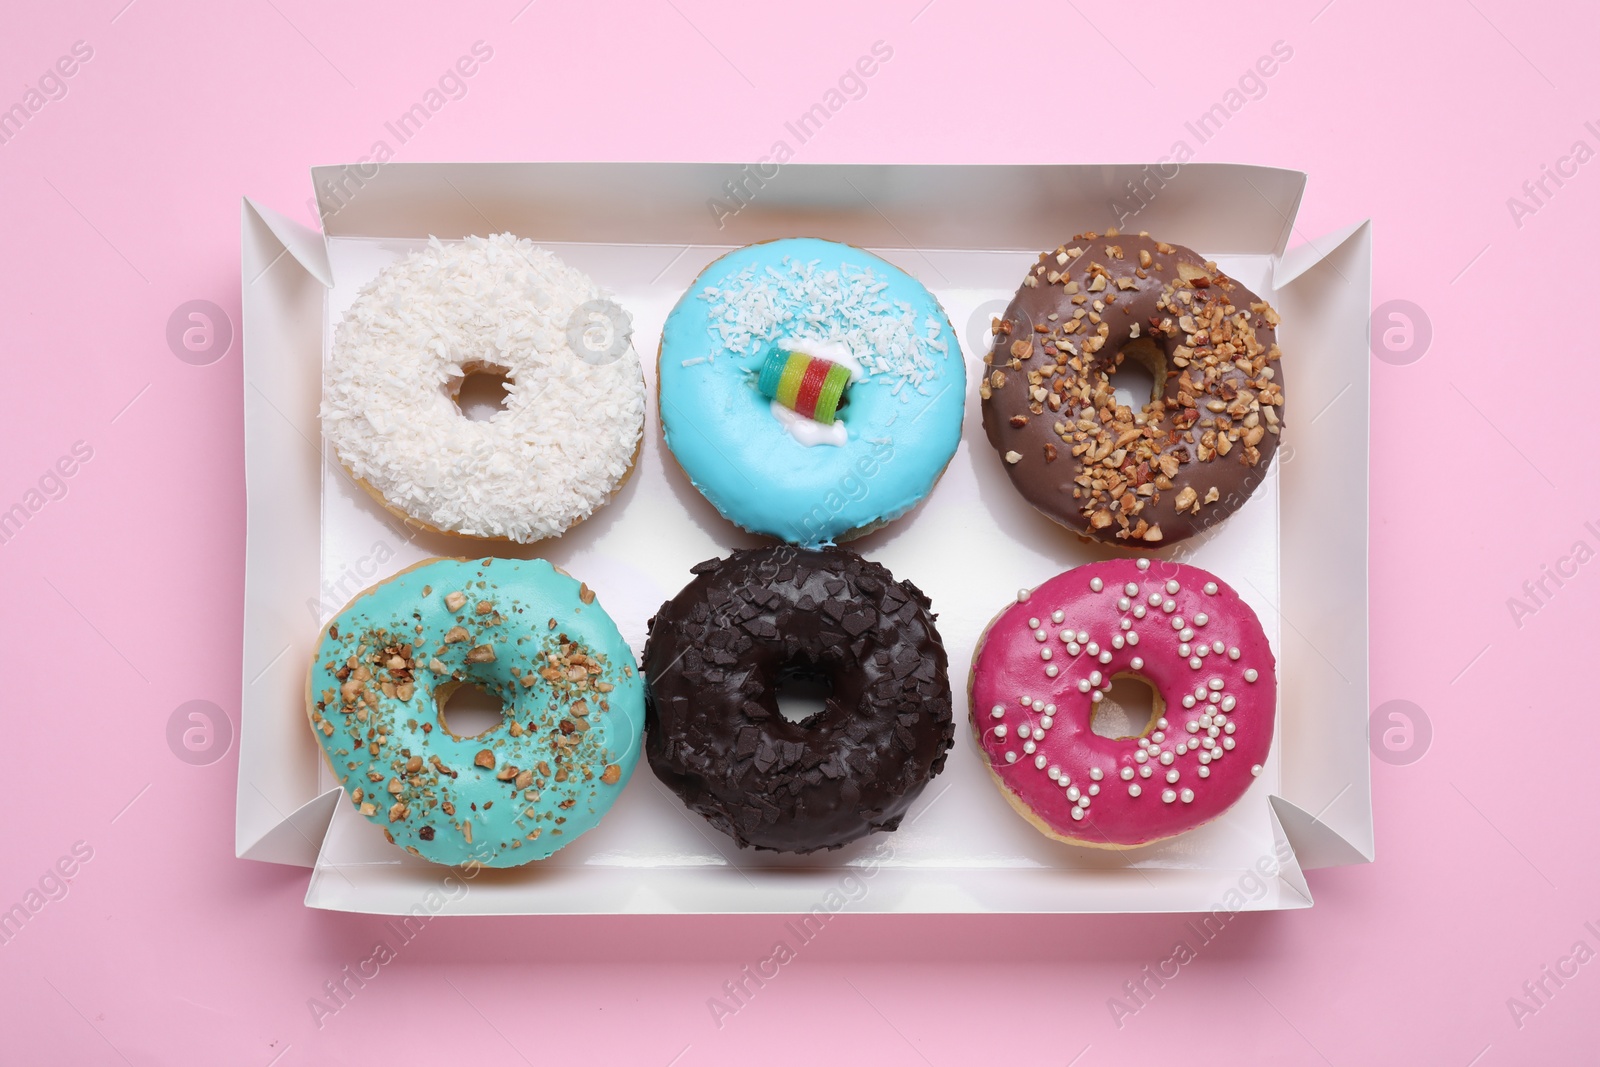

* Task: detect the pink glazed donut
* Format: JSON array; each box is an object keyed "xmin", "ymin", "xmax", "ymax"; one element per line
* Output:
[{"xmin": 969, "ymin": 558, "xmax": 1275, "ymax": 848}]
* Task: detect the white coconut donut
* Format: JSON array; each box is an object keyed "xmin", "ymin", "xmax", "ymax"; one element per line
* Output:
[{"xmin": 323, "ymin": 234, "xmax": 645, "ymax": 543}]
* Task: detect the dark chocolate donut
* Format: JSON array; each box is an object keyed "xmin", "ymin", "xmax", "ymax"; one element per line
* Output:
[
  {"xmin": 643, "ymin": 546, "xmax": 954, "ymax": 854},
  {"xmin": 980, "ymin": 230, "xmax": 1286, "ymax": 547}
]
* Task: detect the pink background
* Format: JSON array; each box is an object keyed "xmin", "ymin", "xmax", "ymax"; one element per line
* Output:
[{"xmin": 1, "ymin": 0, "xmax": 1594, "ymax": 1063}]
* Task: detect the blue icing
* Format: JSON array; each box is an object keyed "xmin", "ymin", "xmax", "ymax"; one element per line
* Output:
[
  {"xmin": 659, "ymin": 238, "xmax": 965, "ymax": 545},
  {"xmin": 307, "ymin": 557, "xmax": 644, "ymax": 868}
]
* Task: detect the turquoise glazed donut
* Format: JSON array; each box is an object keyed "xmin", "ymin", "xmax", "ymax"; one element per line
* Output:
[
  {"xmin": 305, "ymin": 557, "xmax": 644, "ymax": 867},
  {"xmin": 658, "ymin": 238, "xmax": 965, "ymax": 546}
]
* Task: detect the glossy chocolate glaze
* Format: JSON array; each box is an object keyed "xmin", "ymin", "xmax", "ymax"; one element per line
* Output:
[
  {"xmin": 980, "ymin": 231, "xmax": 1286, "ymax": 546},
  {"xmin": 643, "ymin": 546, "xmax": 954, "ymax": 854}
]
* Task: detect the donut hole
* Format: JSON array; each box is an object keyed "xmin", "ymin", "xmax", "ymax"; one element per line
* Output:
[
  {"xmin": 1108, "ymin": 337, "xmax": 1167, "ymax": 416},
  {"xmin": 1090, "ymin": 673, "xmax": 1166, "ymax": 740},
  {"xmin": 450, "ymin": 361, "xmax": 513, "ymax": 422},
  {"xmin": 773, "ymin": 668, "xmax": 834, "ymax": 726},
  {"xmin": 435, "ymin": 680, "xmax": 507, "ymax": 738}
]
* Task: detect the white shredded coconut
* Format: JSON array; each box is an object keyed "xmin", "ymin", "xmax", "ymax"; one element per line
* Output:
[
  {"xmin": 698, "ymin": 255, "xmax": 942, "ymax": 394},
  {"xmin": 322, "ymin": 234, "xmax": 644, "ymax": 543}
]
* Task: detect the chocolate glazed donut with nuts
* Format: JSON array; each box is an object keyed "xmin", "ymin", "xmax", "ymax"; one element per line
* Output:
[
  {"xmin": 981, "ymin": 230, "xmax": 1286, "ymax": 547},
  {"xmin": 643, "ymin": 546, "xmax": 954, "ymax": 854}
]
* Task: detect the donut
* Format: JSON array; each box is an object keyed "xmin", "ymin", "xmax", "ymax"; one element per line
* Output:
[
  {"xmin": 968, "ymin": 558, "xmax": 1275, "ymax": 848},
  {"xmin": 305, "ymin": 556, "xmax": 645, "ymax": 867},
  {"xmin": 980, "ymin": 229, "xmax": 1285, "ymax": 547},
  {"xmin": 643, "ymin": 546, "xmax": 954, "ymax": 853},
  {"xmin": 657, "ymin": 238, "xmax": 965, "ymax": 546},
  {"xmin": 323, "ymin": 233, "xmax": 645, "ymax": 543}
]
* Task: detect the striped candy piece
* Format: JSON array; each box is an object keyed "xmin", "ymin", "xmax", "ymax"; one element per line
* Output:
[{"xmin": 756, "ymin": 348, "xmax": 852, "ymax": 424}]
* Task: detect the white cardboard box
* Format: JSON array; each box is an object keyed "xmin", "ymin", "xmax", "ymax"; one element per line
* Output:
[{"xmin": 237, "ymin": 162, "xmax": 1372, "ymax": 914}]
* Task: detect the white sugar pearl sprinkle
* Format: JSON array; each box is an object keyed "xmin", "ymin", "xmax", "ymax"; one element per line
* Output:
[
  {"xmin": 1171, "ymin": 617, "xmax": 1186, "ymax": 631},
  {"xmin": 1180, "ymin": 788, "xmax": 1194, "ymax": 803},
  {"xmin": 1090, "ymin": 577, "xmax": 1104, "ymax": 592},
  {"xmin": 1087, "ymin": 642, "xmax": 1100, "ymax": 656},
  {"xmin": 1163, "ymin": 599, "xmax": 1177, "ymax": 613},
  {"xmin": 1133, "ymin": 605, "xmax": 1147, "ymax": 618},
  {"xmin": 1131, "ymin": 656, "xmax": 1144, "ymax": 670},
  {"xmin": 1203, "ymin": 582, "xmax": 1218, "ymax": 595},
  {"xmin": 1134, "ymin": 750, "xmax": 1149, "ymax": 764},
  {"xmin": 994, "ymin": 725, "xmax": 1008, "ymax": 738},
  {"xmin": 1070, "ymin": 807, "xmax": 1085, "ymax": 821},
  {"xmin": 1198, "ymin": 765, "xmax": 1210, "ymax": 778},
  {"xmin": 1078, "ymin": 679, "xmax": 1092, "ymax": 693},
  {"xmin": 1166, "ymin": 769, "xmax": 1179, "ymax": 783},
  {"xmin": 1040, "ymin": 715, "xmax": 1054, "ymax": 728},
  {"xmin": 1126, "ymin": 632, "xmax": 1139, "ymax": 646},
  {"xmin": 1035, "ymin": 754, "xmax": 1048, "ymax": 770},
  {"xmin": 1182, "ymin": 695, "xmax": 1196, "ymax": 709},
  {"xmin": 1209, "ymin": 678, "xmax": 1225, "ymax": 690},
  {"xmin": 1005, "ymin": 751, "xmax": 1017, "ymax": 763},
  {"xmin": 1028, "ymin": 617, "xmax": 1040, "ymax": 629},
  {"xmin": 1066, "ymin": 642, "xmax": 1081, "ymax": 655},
  {"xmin": 1129, "ymin": 783, "xmax": 1142, "ymax": 796},
  {"xmin": 1194, "ymin": 613, "xmax": 1208, "ymax": 626},
  {"xmin": 1180, "ymin": 628, "xmax": 1194, "ymax": 642},
  {"xmin": 1159, "ymin": 751, "xmax": 1174, "ymax": 766},
  {"xmin": 1090, "ymin": 671, "xmax": 1103, "ymax": 686},
  {"xmin": 1018, "ymin": 724, "xmax": 1032, "ymax": 738},
  {"xmin": 1018, "ymin": 589, "xmax": 1031, "ymax": 602},
  {"xmin": 1189, "ymin": 657, "xmax": 1202, "ymax": 669},
  {"xmin": 1180, "ymin": 644, "xmax": 1191, "ymax": 657},
  {"xmin": 1089, "ymin": 784, "xmax": 1100, "ymax": 796},
  {"xmin": 1228, "ymin": 647, "xmax": 1240, "ymax": 660},
  {"xmin": 1051, "ymin": 610, "xmax": 1065, "ymax": 624},
  {"xmin": 1166, "ymin": 580, "xmax": 1180, "ymax": 594},
  {"xmin": 1077, "ymin": 631, "xmax": 1089, "ymax": 644},
  {"xmin": 1047, "ymin": 766, "xmax": 1061, "ymax": 780},
  {"xmin": 1162, "ymin": 789, "xmax": 1177, "ymax": 803},
  {"xmin": 991, "ymin": 705, "xmax": 1005, "ymax": 719},
  {"xmin": 1045, "ymin": 665, "xmax": 1058, "ymax": 677},
  {"xmin": 1041, "ymin": 648, "xmax": 1053, "ymax": 661},
  {"xmin": 1212, "ymin": 640, "xmax": 1225, "ymax": 654},
  {"xmin": 1099, "ymin": 651, "xmax": 1113, "ymax": 664},
  {"xmin": 1221, "ymin": 696, "xmax": 1236, "ymax": 712},
  {"xmin": 1149, "ymin": 592, "xmax": 1163, "ymax": 606},
  {"xmin": 1112, "ymin": 635, "xmax": 1125, "ymax": 649},
  {"xmin": 1140, "ymin": 765, "xmax": 1153, "ymax": 778},
  {"xmin": 1091, "ymin": 690, "xmax": 1104, "ymax": 703},
  {"xmin": 1024, "ymin": 741, "xmax": 1037, "ymax": 754},
  {"xmin": 1124, "ymin": 583, "xmax": 1139, "ymax": 596},
  {"xmin": 1121, "ymin": 767, "xmax": 1135, "ymax": 780},
  {"xmin": 1117, "ymin": 597, "xmax": 1131, "ymax": 611},
  {"xmin": 1067, "ymin": 786, "xmax": 1081, "ymax": 801},
  {"xmin": 1136, "ymin": 558, "xmax": 1150, "ymax": 570},
  {"xmin": 1035, "ymin": 629, "xmax": 1048, "ymax": 642},
  {"xmin": 1090, "ymin": 768, "xmax": 1103, "ymax": 781},
  {"xmin": 1251, "ymin": 764, "xmax": 1262, "ymax": 776},
  {"xmin": 1244, "ymin": 669, "xmax": 1259, "ymax": 683}
]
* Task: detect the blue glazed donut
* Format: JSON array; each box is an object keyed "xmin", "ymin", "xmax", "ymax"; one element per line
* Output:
[
  {"xmin": 658, "ymin": 238, "xmax": 965, "ymax": 546},
  {"xmin": 305, "ymin": 556, "xmax": 644, "ymax": 867}
]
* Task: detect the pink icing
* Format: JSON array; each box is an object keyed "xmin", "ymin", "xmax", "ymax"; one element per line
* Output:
[{"xmin": 969, "ymin": 558, "xmax": 1276, "ymax": 848}]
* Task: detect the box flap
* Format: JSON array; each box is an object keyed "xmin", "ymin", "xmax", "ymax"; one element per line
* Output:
[
  {"xmin": 236, "ymin": 198, "xmax": 332, "ymax": 865},
  {"xmin": 1270, "ymin": 220, "xmax": 1375, "ymax": 867},
  {"xmin": 311, "ymin": 162, "xmax": 1306, "ymax": 257}
]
